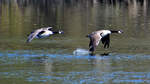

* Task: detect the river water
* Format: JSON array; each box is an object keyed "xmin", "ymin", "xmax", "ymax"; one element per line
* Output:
[{"xmin": 0, "ymin": 0, "xmax": 150, "ymax": 84}]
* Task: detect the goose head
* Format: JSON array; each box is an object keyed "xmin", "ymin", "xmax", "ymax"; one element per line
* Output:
[
  {"xmin": 118, "ymin": 30, "xmax": 123, "ymax": 34},
  {"xmin": 58, "ymin": 30, "xmax": 64, "ymax": 34},
  {"xmin": 110, "ymin": 30, "xmax": 123, "ymax": 34}
]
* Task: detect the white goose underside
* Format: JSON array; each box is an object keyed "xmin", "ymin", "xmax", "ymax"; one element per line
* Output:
[{"xmin": 37, "ymin": 31, "xmax": 53, "ymax": 38}]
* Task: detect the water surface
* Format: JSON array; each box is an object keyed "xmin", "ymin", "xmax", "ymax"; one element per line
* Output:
[{"xmin": 0, "ymin": 0, "xmax": 150, "ymax": 84}]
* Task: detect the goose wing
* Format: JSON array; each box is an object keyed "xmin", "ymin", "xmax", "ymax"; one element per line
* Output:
[
  {"xmin": 26, "ymin": 28, "xmax": 43, "ymax": 43},
  {"xmin": 89, "ymin": 33, "xmax": 101, "ymax": 52},
  {"xmin": 101, "ymin": 34, "xmax": 110, "ymax": 48}
]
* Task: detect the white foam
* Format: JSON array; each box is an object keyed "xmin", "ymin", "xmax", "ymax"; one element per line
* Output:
[{"xmin": 73, "ymin": 48, "xmax": 90, "ymax": 55}]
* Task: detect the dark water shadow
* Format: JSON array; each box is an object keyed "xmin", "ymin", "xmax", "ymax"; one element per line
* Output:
[{"xmin": 89, "ymin": 52, "xmax": 110, "ymax": 56}]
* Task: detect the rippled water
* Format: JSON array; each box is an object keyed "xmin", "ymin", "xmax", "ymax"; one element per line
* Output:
[
  {"xmin": 1, "ymin": 50, "xmax": 150, "ymax": 84},
  {"xmin": 1, "ymin": 0, "xmax": 150, "ymax": 84}
]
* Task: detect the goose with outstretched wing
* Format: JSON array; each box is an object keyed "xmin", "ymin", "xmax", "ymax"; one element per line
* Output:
[
  {"xmin": 26, "ymin": 27, "xmax": 63, "ymax": 43},
  {"xmin": 86, "ymin": 30, "xmax": 123, "ymax": 53}
]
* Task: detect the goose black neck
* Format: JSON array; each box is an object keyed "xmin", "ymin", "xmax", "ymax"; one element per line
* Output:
[
  {"xmin": 110, "ymin": 30, "xmax": 118, "ymax": 33},
  {"xmin": 53, "ymin": 31, "xmax": 59, "ymax": 34}
]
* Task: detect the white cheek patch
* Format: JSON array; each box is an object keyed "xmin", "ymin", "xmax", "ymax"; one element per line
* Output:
[
  {"xmin": 59, "ymin": 31, "xmax": 61, "ymax": 34},
  {"xmin": 59, "ymin": 31, "xmax": 63, "ymax": 34},
  {"xmin": 118, "ymin": 31, "xmax": 122, "ymax": 33}
]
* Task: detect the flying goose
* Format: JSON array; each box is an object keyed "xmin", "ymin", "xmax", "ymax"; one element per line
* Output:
[
  {"xmin": 86, "ymin": 30, "xmax": 123, "ymax": 53},
  {"xmin": 26, "ymin": 27, "xmax": 64, "ymax": 43}
]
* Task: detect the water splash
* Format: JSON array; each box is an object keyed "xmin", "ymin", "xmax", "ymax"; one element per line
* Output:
[{"xmin": 73, "ymin": 48, "xmax": 90, "ymax": 56}]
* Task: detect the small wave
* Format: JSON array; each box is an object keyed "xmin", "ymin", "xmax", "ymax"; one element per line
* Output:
[{"xmin": 73, "ymin": 48, "xmax": 90, "ymax": 55}]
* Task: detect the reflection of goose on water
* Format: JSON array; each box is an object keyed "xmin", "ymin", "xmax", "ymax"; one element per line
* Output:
[
  {"xmin": 26, "ymin": 27, "xmax": 64, "ymax": 43},
  {"xmin": 86, "ymin": 30, "xmax": 123, "ymax": 53}
]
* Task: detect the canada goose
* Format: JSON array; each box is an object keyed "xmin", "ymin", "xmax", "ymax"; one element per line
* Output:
[
  {"xmin": 26, "ymin": 27, "xmax": 64, "ymax": 43},
  {"xmin": 86, "ymin": 30, "xmax": 123, "ymax": 53}
]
